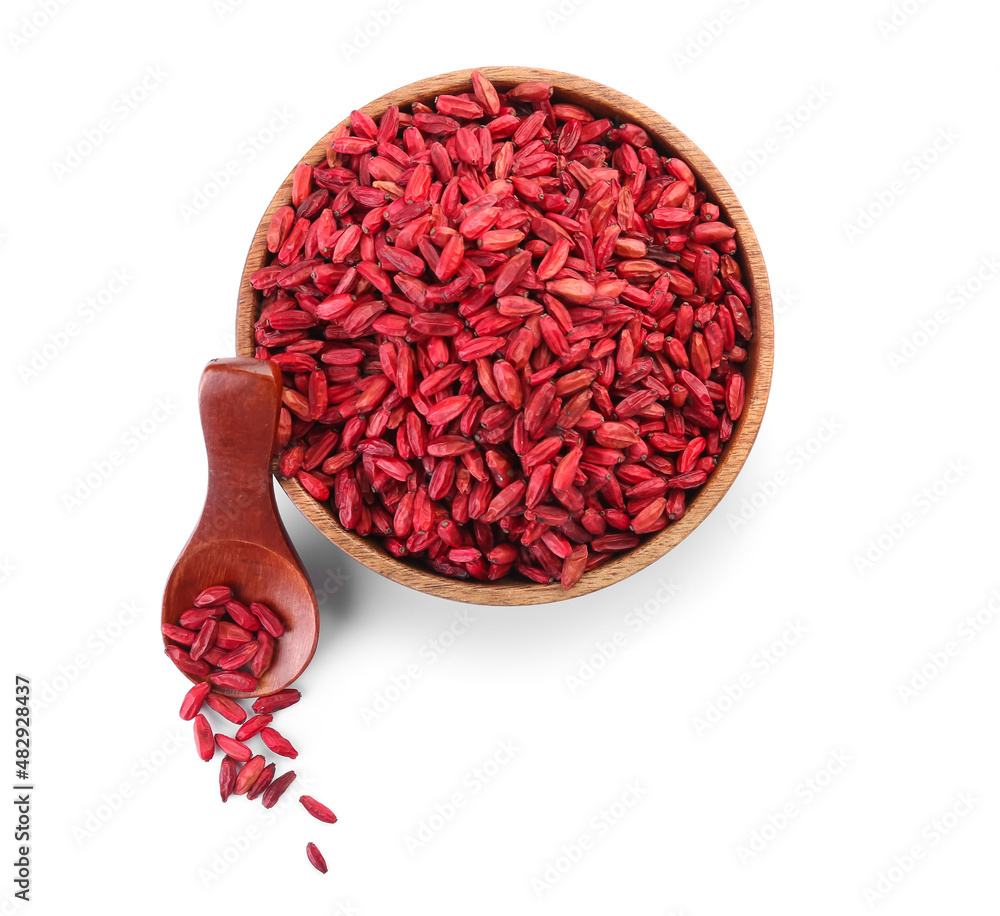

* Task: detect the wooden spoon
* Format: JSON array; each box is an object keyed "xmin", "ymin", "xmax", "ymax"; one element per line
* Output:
[{"xmin": 162, "ymin": 358, "xmax": 319, "ymax": 697}]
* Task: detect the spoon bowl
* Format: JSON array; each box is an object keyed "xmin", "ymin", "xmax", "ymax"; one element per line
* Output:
[{"xmin": 162, "ymin": 358, "xmax": 320, "ymax": 697}]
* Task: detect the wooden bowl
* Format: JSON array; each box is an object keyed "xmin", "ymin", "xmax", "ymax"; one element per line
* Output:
[{"xmin": 236, "ymin": 66, "xmax": 774, "ymax": 606}]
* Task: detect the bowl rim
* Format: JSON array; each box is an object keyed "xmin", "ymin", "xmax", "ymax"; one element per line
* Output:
[{"xmin": 236, "ymin": 65, "xmax": 774, "ymax": 606}]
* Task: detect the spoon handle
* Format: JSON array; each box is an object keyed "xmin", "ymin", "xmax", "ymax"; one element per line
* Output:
[{"xmin": 196, "ymin": 358, "xmax": 286, "ymax": 547}]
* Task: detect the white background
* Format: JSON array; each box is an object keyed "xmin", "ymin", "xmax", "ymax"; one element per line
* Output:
[{"xmin": 3, "ymin": 0, "xmax": 999, "ymax": 913}]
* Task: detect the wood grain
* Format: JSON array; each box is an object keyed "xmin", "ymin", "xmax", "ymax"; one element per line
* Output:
[
  {"xmin": 162, "ymin": 359, "xmax": 320, "ymax": 694},
  {"xmin": 235, "ymin": 67, "xmax": 774, "ymax": 606}
]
